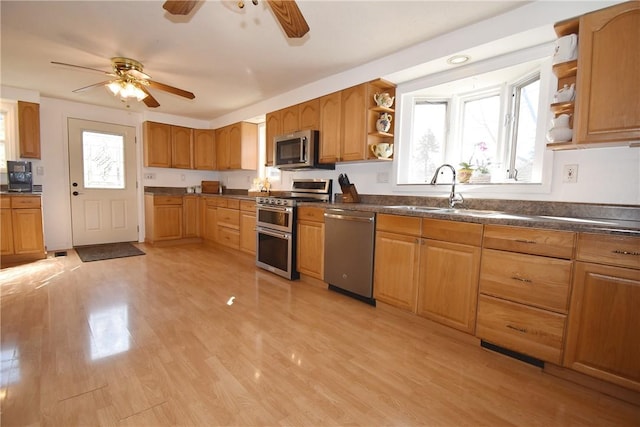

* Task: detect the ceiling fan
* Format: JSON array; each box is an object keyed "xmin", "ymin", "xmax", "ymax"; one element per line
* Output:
[
  {"xmin": 51, "ymin": 57, "xmax": 195, "ymax": 108},
  {"xmin": 163, "ymin": 0, "xmax": 310, "ymax": 38}
]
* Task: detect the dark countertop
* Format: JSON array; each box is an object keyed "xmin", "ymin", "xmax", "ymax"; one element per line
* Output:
[{"xmin": 143, "ymin": 187, "xmax": 640, "ymax": 236}]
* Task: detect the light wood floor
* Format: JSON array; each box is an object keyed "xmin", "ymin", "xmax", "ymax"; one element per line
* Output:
[{"xmin": 1, "ymin": 243, "xmax": 639, "ymax": 426}]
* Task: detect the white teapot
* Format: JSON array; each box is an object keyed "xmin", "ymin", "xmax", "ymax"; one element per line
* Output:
[
  {"xmin": 374, "ymin": 92, "xmax": 395, "ymax": 108},
  {"xmin": 376, "ymin": 113, "xmax": 393, "ymax": 133},
  {"xmin": 553, "ymin": 83, "xmax": 575, "ymax": 103},
  {"xmin": 546, "ymin": 114, "xmax": 573, "ymax": 142},
  {"xmin": 370, "ymin": 143, "xmax": 393, "ymax": 159}
]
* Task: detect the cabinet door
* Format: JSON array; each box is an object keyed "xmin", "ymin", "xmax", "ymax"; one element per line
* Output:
[
  {"xmin": 373, "ymin": 231, "xmax": 420, "ymax": 312},
  {"xmin": 228, "ymin": 124, "xmax": 242, "ymax": 170},
  {"xmin": 171, "ymin": 125, "xmax": 193, "ymax": 169},
  {"xmin": 154, "ymin": 205, "xmax": 183, "ymax": 241},
  {"xmin": 144, "ymin": 121, "xmax": 172, "ymax": 167},
  {"xmin": 297, "ymin": 220, "xmax": 324, "ymax": 279},
  {"xmin": 564, "ymin": 261, "xmax": 640, "ymax": 391},
  {"xmin": 193, "ymin": 129, "xmax": 216, "ymax": 170},
  {"xmin": 215, "ymin": 126, "xmax": 230, "ymax": 170},
  {"xmin": 12, "ymin": 208, "xmax": 44, "ymax": 254},
  {"xmin": 281, "ymin": 105, "xmax": 299, "ymax": 133},
  {"xmin": 417, "ymin": 240, "xmax": 481, "ymax": 334},
  {"xmin": 204, "ymin": 204, "xmax": 217, "ymax": 241},
  {"xmin": 265, "ymin": 111, "xmax": 281, "ymax": 166},
  {"xmin": 183, "ymin": 196, "xmax": 199, "ymax": 238},
  {"xmin": 298, "ymin": 99, "xmax": 320, "ymax": 130},
  {"xmin": 240, "ymin": 211, "xmax": 256, "ymax": 255},
  {"xmin": 574, "ymin": 2, "xmax": 640, "ymax": 145},
  {"xmin": 319, "ymin": 91, "xmax": 342, "ymax": 163},
  {"xmin": 18, "ymin": 101, "xmax": 41, "ymax": 159},
  {"xmin": 1, "ymin": 207, "xmax": 14, "ymax": 255},
  {"xmin": 340, "ymin": 84, "xmax": 367, "ymax": 161}
]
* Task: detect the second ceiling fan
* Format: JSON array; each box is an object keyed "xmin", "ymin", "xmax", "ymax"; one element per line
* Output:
[{"xmin": 163, "ymin": 0, "xmax": 310, "ymax": 38}]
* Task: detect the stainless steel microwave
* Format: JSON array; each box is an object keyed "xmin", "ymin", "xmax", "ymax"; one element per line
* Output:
[{"xmin": 273, "ymin": 129, "xmax": 334, "ymax": 170}]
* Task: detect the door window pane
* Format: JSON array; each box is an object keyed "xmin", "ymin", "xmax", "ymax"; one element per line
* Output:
[{"xmin": 82, "ymin": 131, "xmax": 125, "ymax": 189}]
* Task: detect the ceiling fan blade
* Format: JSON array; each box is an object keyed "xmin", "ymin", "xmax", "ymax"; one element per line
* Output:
[
  {"xmin": 72, "ymin": 80, "xmax": 113, "ymax": 93},
  {"xmin": 51, "ymin": 61, "xmax": 115, "ymax": 76},
  {"xmin": 163, "ymin": 0, "xmax": 199, "ymax": 15},
  {"xmin": 266, "ymin": 0, "xmax": 309, "ymax": 38},
  {"xmin": 140, "ymin": 87, "xmax": 160, "ymax": 108},
  {"xmin": 147, "ymin": 80, "xmax": 195, "ymax": 99}
]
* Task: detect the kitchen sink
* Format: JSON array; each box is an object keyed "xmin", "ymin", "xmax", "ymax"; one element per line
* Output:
[
  {"xmin": 383, "ymin": 205, "xmax": 504, "ymax": 217},
  {"xmin": 384, "ymin": 205, "xmax": 443, "ymax": 212}
]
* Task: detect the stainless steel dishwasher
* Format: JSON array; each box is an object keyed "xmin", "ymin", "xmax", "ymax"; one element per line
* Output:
[{"xmin": 324, "ymin": 209, "xmax": 376, "ymax": 305}]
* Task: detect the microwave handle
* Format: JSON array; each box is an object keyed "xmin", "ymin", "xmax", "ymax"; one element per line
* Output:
[{"xmin": 301, "ymin": 136, "xmax": 307, "ymax": 162}]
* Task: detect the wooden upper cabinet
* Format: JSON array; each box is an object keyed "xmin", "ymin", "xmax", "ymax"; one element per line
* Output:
[
  {"xmin": 215, "ymin": 125, "xmax": 230, "ymax": 170},
  {"xmin": 217, "ymin": 122, "xmax": 257, "ymax": 170},
  {"xmin": 281, "ymin": 105, "xmax": 299, "ymax": 134},
  {"xmin": 340, "ymin": 83, "xmax": 368, "ymax": 162},
  {"xmin": 319, "ymin": 91, "xmax": 342, "ymax": 164},
  {"xmin": 143, "ymin": 121, "xmax": 172, "ymax": 167},
  {"xmin": 18, "ymin": 101, "xmax": 41, "ymax": 159},
  {"xmin": 298, "ymin": 99, "xmax": 320, "ymax": 130},
  {"xmin": 171, "ymin": 125, "xmax": 193, "ymax": 169},
  {"xmin": 574, "ymin": 1, "xmax": 640, "ymax": 145},
  {"xmin": 193, "ymin": 129, "xmax": 216, "ymax": 170},
  {"xmin": 265, "ymin": 111, "xmax": 281, "ymax": 166}
]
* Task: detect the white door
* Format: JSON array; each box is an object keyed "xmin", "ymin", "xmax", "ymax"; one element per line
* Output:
[{"xmin": 68, "ymin": 118, "xmax": 138, "ymax": 246}]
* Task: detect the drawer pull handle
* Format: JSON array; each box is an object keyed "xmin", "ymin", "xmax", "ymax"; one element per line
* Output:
[
  {"xmin": 515, "ymin": 239, "xmax": 536, "ymax": 244},
  {"xmin": 511, "ymin": 276, "xmax": 533, "ymax": 283},
  {"xmin": 507, "ymin": 324, "xmax": 528, "ymax": 333},
  {"xmin": 612, "ymin": 249, "xmax": 640, "ymax": 256}
]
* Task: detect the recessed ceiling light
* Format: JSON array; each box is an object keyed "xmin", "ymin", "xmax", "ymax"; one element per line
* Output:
[{"xmin": 447, "ymin": 55, "xmax": 470, "ymax": 65}]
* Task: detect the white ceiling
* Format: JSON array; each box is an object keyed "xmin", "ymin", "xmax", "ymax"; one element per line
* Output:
[{"xmin": 1, "ymin": 1, "xmax": 531, "ymax": 121}]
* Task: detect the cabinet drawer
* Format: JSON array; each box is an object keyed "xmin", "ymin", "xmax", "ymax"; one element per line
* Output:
[
  {"xmin": 422, "ymin": 218, "xmax": 483, "ymax": 246},
  {"xmin": 240, "ymin": 200, "xmax": 256, "ymax": 212},
  {"xmin": 576, "ymin": 233, "xmax": 640, "ymax": 270},
  {"xmin": 377, "ymin": 214, "xmax": 421, "ymax": 236},
  {"xmin": 476, "ymin": 295, "xmax": 566, "ymax": 364},
  {"xmin": 217, "ymin": 226, "xmax": 240, "ymax": 248},
  {"xmin": 298, "ymin": 206, "xmax": 324, "ymax": 222},
  {"xmin": 483, "ymin": 224, "xmax": 575, "ymax": 259},
  {"xmin": 153, "ymin": 196, "xmax": 183, "ymax": 206},
  {"xmin": 226, "ymin": 198, "xmax": 240, "ymax": 210},
  {"xmin": 1, "ymin": 197, "xmax": 12, "ymax": 209},
  {"xmin": 217, "ymin": 207, "xmax": 240, "ymax": 229},
  {"xmin": 215, "ymin": 198, "xmax": 228, "ymax": 208},
  {"xmin": 480, "ymin": 249, "xmax": 572, "ymax": 313},
  {"xmin": 11, "ymin": 196, "xmax": 41, "ymax": 209},
  {"xmin": 205, "ymin": 197, "xmax": 218, "ymax": 208}
]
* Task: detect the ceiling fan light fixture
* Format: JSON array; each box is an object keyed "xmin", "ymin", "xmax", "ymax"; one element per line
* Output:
[{"xmin": 106, "ymin": 80, "xmax": 148, "ymax": 102}]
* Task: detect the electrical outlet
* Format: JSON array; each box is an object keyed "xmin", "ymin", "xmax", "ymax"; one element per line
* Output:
[
  {"xmin": 144, "ymin": 173, "xmax": 156, "ymax": 180},
  {"xmin": 563, "ymin": 164, "xmax": 578, "ymax": 183}
]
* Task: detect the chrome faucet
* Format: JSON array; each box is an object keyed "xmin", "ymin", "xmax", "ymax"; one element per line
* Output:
[{"xmin": 430, "ymin": 164, "xmax": 464, "ymax": 208}]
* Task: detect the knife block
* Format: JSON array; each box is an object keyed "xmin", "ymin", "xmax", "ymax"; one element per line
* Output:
[{"xmin": 341, "ymin": 184, "xmax": 360, "ymax": 203}]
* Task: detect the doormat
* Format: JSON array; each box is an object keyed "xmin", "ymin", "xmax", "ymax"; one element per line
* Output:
[{"xmin": 74, "ymin": 242, "xmax": 145, "ymax": 263}]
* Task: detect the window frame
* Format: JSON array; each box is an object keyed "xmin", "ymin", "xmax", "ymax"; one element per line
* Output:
[{"xmin": 393, "ymin": 43, "xmax": 556, "ymax": 197}]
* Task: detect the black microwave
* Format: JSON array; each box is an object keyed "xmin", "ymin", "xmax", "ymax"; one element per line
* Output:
[{"xmin": 273, "ymin": 130, "xmax": 334, "ymax": 170}]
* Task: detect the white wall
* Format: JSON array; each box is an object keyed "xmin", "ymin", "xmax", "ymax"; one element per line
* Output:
[{"xmin": 3, "ymin": 0, "xmax": 638, "ymax": 252}]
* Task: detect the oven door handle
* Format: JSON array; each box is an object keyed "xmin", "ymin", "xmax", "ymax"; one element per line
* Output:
[
  {"xmin": 257, "ymin": 227, "xmax": 291, "ymax": 240},
  {"xmin": 257, "ymin": 205, "xmax": 293, "ymax": 213}
]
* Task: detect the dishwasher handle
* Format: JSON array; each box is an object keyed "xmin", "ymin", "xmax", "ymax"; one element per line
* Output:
[{"xmin": 324, "ymin": 212, "xmax": 374, "ymax": 223}]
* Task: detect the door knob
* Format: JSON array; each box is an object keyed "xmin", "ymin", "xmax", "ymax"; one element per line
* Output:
[
  {"xmin": 72, "ymin": 182, "xmax": 78, "ymax": 187},
  {"xmin": 72, "ymin": 191, "xmax": 80, "ymax": 196}
]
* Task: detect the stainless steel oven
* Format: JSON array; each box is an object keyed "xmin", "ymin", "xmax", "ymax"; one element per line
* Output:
[
  {"xmin": 255, "ymin": 179, "xmax": 332, "ymax": 280},
  {"xmin": 256, "ymin": 204, "xmax": 298, "ymax": 280}
]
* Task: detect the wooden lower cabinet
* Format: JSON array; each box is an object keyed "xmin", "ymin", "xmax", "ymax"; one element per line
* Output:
[
  {"xmin": 183, "ymin": 195, "xmax": 199, "ymax": 238},
  {"xmin": 563, "ymin": 232, "xmax": 640, "ymax": 392},
  {"xmin": 373, "ymin": 214, "xmax": 421, "ymax": 311},
  {"xmin": 417, "ymin": 239, "xmax": 481, "ymax": 334},
  {"xmin": 144, "ymin": 195, "xmax": 183, "ymax": 243},
  {"xmin": 239, "ymin": 200, "xmax": 256, "ymax": 255},
  {"xmin": 216, "ymin": 206, "xmax": 240, "ymax": 249},
  {"xmin": 1, "ymin": 195, "xmax": 45, "ymax": 266},
  {"xmin": 203, "ymin": 199, "xmax": 218, "ymax": 241},
  {"xmin": 296, "ymin": 207, "xmax": 325, "ymax": 280}
]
